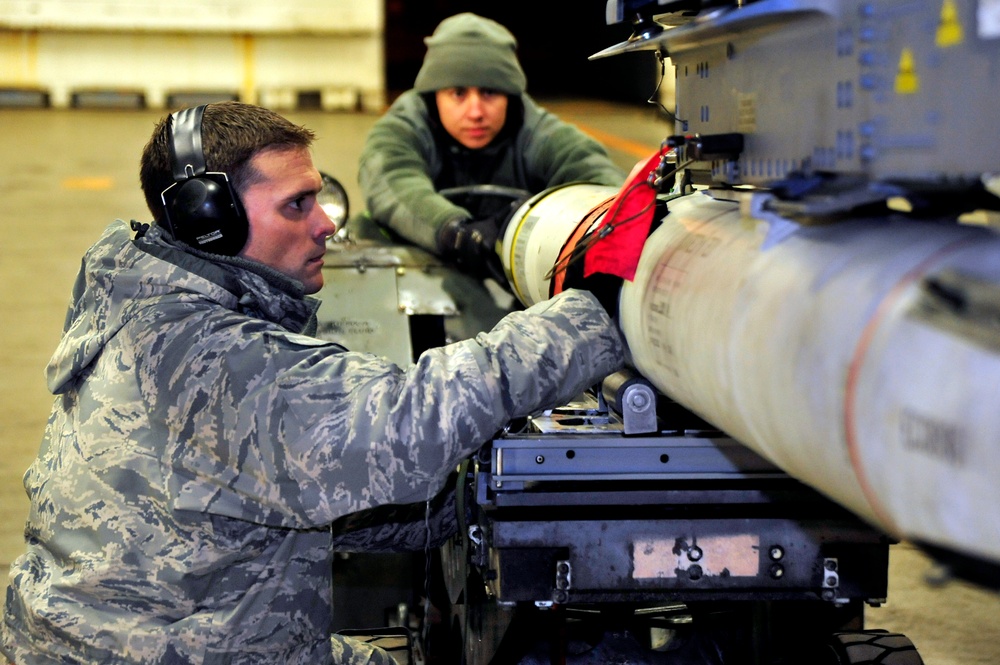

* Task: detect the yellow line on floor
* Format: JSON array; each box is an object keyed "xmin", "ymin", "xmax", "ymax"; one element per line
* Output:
[
  {"xmin": 61, "ymin": 176, "xmax": 114, "ymax": 191},
  {"xmin": 574, "ymin": 122, "xmax": 661, "ymax": 160}
]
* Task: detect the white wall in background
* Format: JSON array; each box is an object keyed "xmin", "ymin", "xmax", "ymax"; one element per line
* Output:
[
  {"xmin": 0, "ymin": 1, "xmax": 379, "ymax": 34},
  {"xmin": 0, "ymin": 0, "xmax": 385, "ymax": 110}
]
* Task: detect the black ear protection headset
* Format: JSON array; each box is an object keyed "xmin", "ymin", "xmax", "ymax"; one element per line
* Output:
[{"xmin": 160, "ymin": 104, "xmax": 248, "ymax": 256}]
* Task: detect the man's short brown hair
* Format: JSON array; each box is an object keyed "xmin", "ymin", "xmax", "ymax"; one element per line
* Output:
[{"xmin": 139, "ymin": 101, "xmax": 316, "ymax": 225}]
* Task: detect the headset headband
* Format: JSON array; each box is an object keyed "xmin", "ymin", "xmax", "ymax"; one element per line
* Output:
[{"xmin": 169, "ymin": 105, "xmax": 207, "ymax": 181}]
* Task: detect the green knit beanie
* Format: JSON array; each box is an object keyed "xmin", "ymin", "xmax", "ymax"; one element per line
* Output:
[{"xmin": 413, "ymin": 13, "xmax": 527, "ymax": 95}]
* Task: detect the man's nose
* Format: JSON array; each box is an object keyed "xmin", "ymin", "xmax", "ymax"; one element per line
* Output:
[
  {"xmin": 465, "ymin": 93, "xmax": 485, "ymax": 116},
  {"xmin": 314, "ymin": 207, "xmax": 338, "ymax": 239}
]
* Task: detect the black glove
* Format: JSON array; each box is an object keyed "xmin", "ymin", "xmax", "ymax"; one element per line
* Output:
[
  {"xmin": 560, "ymin": 252, "xmax": 623, "ymax": 320},
  {"xmin": 437, "ymin": 216, "xmax": 505, "ymax": 283}
]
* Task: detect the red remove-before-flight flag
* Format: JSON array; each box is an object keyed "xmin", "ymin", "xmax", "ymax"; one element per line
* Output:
[{"xmin": 583, "ymin": 149, "xmax": 665, "ymax": 282}]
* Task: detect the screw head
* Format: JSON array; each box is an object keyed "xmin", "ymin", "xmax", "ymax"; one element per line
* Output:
[{"xmin": 628, "ymin": 392, "xmax": 649, "ymax": 409}]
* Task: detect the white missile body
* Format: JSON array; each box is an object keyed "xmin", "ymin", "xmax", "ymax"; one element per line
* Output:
[{"xmin": 501, "ymin": 185, "xmax": 1000, "ymax": 565}]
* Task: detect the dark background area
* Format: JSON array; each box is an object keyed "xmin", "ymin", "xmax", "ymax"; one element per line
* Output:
[{"xmin": 383, "ymin": 0, "xmax": 658, "ymax": 103}]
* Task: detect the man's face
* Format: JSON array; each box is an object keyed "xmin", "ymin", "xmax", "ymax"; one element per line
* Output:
[
  {"xmin": 238, "ymin": 146, "xmax": 336, "ymax": 294},
  {"xmin": 435, "ymin": 87, "xmax": 509, "ymax": 150}
]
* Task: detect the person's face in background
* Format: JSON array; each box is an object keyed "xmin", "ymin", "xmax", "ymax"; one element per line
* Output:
[
  {"xmin": 435, "ymin": 86, "xmax": 509, "ymax": 149},
  {"xmin": 238, "ymin": 145, "xmax": 337, "ymax": 294}
]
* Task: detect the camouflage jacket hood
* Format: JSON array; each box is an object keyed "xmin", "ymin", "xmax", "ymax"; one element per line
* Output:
[
  {"xmin": 3, "ymin": 220, "xmax": 625, "ymax": 663},
  {"xmin": 46, "ymin": 221, "xmax": 320, "ymax": 395}
]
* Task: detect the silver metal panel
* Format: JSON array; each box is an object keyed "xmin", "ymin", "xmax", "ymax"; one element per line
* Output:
[
  {"xmin": 659, "ymin": 0, "xmax": 999, "ymax": 187},
  {"xmin": 491, "ymin": 435, "xmax": 783, "ymax": 484},
  {"xmin": 314, "ymin": 266, "xmax": 412, "ymax": 366},
  {"xmin": 397, "ymin": 266, "xmax": 462, "ymax": 316}
]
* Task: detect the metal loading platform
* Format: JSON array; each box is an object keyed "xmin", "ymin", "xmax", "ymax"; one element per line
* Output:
[{"xmin": 430, "ymin": 378, "xmax": 918, "ymax": 664}]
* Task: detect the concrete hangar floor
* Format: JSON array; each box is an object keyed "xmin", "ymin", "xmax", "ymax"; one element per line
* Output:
[{"xmin": 1, "ymin": 99, "xmax": 998, "ymax": 664}]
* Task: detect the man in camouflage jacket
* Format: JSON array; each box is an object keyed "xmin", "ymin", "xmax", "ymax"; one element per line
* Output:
[{"xmin": 1, "ymin": 102, "xmax": 624, "ymax": 663}]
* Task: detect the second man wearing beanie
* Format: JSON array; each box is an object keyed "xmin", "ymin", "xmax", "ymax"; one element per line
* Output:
[{"xmin": 358, "ymin": 13, "xmax": 627, "ymax": 298}]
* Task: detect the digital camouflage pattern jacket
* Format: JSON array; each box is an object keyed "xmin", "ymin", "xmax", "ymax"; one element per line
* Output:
[{"xmin": 1, "ymin": 220, "xmax": 623, "ymax": 664}]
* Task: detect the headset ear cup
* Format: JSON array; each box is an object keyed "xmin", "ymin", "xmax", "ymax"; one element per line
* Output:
[
  {"xmin": 163, "ymin": 104, "xmax": 248, "ymax": 256},
  {"xmin": 165, "ymin": 174, "xmax": 248, "ymax": 256}
]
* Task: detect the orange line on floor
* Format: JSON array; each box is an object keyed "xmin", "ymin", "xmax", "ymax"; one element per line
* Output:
[
  {"xmin": 574, "ymin": 122, "xmax": 661, "ymax": 160},
  {"xmin": 61, "ymin": 176, "xmax": 114, "ymax": 191}
]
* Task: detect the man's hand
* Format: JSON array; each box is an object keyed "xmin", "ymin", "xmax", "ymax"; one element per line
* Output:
[
  {"xmin": 559, "ymin": 256, "xmax": 623, "ymax": 319},
  {"xmin": 437, "ymin": 216, "xmax": 504, "ymax": 282}
]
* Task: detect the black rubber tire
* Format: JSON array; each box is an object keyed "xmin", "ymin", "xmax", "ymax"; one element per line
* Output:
[{"xmin": 825, "ymin": 630, "xmax": 924, "ymax": 664}]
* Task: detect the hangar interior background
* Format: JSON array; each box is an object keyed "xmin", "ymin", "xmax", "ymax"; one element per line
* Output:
[{"xmin": 1, "ymin": 1, "xmax": 998, "ymax": 663}]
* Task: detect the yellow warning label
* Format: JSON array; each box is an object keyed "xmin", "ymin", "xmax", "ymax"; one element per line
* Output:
[
  {"xmin": 895, "ymin": 48, "xmax": 920, "ymax": 94},
  {"xmin": 936, "ymin": 0, "xmax": 964, "ymax": 47}
]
